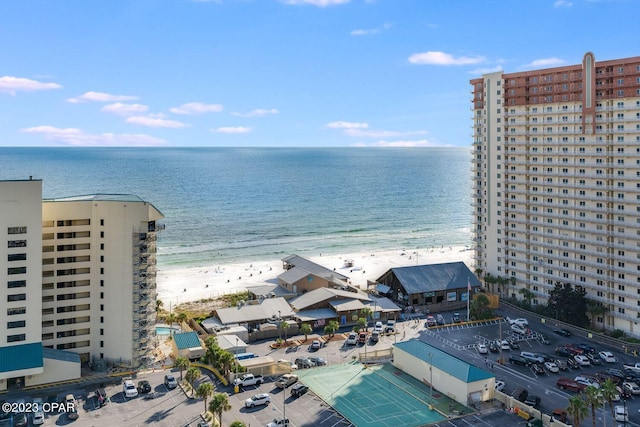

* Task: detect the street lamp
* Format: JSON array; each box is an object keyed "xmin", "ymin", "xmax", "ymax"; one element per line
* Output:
[
  {"xmin": 623, "ymin": 397, "xmax": 627, "ymax": 427},
  {"xmin": 428, "ymin": 352, "xmax": 433, "ymax": 410},
  {"xmin": 277, "ymin": 360, "xmax": 290, "ymax": 422}
]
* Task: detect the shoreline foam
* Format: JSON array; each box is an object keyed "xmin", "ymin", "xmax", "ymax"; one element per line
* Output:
[{"xmin": 156, "ymin": 246, "xmax": 474, "ymax": 307}]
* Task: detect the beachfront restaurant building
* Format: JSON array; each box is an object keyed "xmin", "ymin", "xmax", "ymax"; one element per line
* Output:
[
  {"xmin": 375, "ymin": 261, "xmax": 481, "ymax": 312},
  {"xmin": 279, "ymin": 254, "xmax": 357, "ymax": 294},
  {"xmin": 289, "ymin": 287, "xmax": 401, "ymax": 328},
  {"xmin": 393, "ymin": 339, "xmax": 495, "ymax": 407}
]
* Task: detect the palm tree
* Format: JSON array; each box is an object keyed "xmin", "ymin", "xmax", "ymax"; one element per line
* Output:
[
  {"xmin": 217, "ymin": 350, "xmax": 235, "ymax": 376},
  {"xmin": 185, "ymin": 366, "xmax": 201, "ymax": 396},
  {"xmin": 583, "ymin": 385, "xmax": 603, "ymax": 427},
  {"xmin": 195, "ymin": 382, "xmax": 214, "ymax": 414},
  {"xmin": 599, "ymin": 378, "xmax": 618, "ymax": 418},
  {"xmin": 280, "ymin": 321, "xmax": 290, "ymax": 343},
  {"xmin": 164, "ymin": 312, "xmax": 177, "ymax": 336},
  {"xmin": 567, "ymin": 394, "xmax": 588, "ymax": 427},
  {"xmin": 324, "ymin": 320, "xmax": 339, "ymax": 338},
  {"xmin": 209, "ymin": 392, "xmax": 232, "ymax": 427},
  {"xmin": 586, "ymin": 300, "xmax": 609, "ymax": 330},
  {"xmin": 176, "ymin": 312, "xmax": 188, "ymax": 331},
  {"xmin": 518, "ymin": 288, "xmax": 534, "ymax": 308},
  {"xmin": 360, "ymin": 307, "xmax": 373, "ymax": 331},
  {"xmin": 300, "ymin": 323, "xmax": 312, "ymax": 342},
  {"xmin": 155, "ymin": 299, "xmax": 164, "ymax": 317},
  {"xmin": 174, "ymin": 356, "xmax": 190, "ymax": 381}
]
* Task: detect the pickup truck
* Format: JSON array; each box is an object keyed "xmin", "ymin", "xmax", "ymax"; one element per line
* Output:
[
  {"xmin": 624, "ymin": 362, "xmax": 640, "ymax": 372},
  {"xmin": 275, "ymin": 374, "xmax": 298, "ymax": 389},
  {"xmin": 233, "ymin": 374, "xmax": 263, "ymax": 387},
  {"xmin": 556, "ymin": 377, "xmax": 586, "ymax": 393}
]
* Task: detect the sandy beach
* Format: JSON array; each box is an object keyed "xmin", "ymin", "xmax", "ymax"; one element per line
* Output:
[{"xmin": 156, "ymin": 246, "xmax": 475, "ymax": 307}]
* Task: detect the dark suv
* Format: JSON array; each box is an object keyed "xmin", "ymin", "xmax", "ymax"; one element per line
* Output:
[
  {"xmin": 525, "ymin": 395, "xmax": 541, "ymax": 409},
  {"xmin": 509, "ymin": 355, "xmax": 529, "ymax": 366},
  {"xmin": 138, "ymin": 380, "xmax": 151, "ymax": 394},
  {"xmin": 291, "ymin": 383, "xmax": 308, "ymax": 398}
]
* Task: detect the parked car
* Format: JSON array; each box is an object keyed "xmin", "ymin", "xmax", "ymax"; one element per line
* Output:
[
  {"xmin": 574, "ymin": 355, "xmax": 591, "ymax": 366},
  {"xmin": 495, "ymin": 380, "xmax": 506, "ymax": 392},
  {"xmin": 295, "ymin": 358, "xmax": 315, "ymax": 369},
  {"xmin": 374, "ymin": 321, "xmax": 384, "ymax": 333},
  {"xmin": 615, "ymin": 405, "xmax": 628, "ymax": 422},
  {"xmin": 436, "ymin": 314, "xmax": 445, "ymax": 325},
  {"xmin": 511, "ymin": 324, "xmax": 527, "ymax": 335},
  {"xmin": 511, "ymin": 388, "xmax": 528, "ymax": 402},
  {"xmin": 555, "ymin": 346, "xmax": 571, "ymax": 358},
  {"xmin": 556, "ymin": 377, "xmax": 586, "ymax": 392},
  {"xmin": 346, "ymin": 333, "xmax": 358, "ymax": 346},
  {"xmin": 599, "ymin": 351, "xmax": 618, "ymax": 363},
  {"xmin": 509, "ymin": 355, "xmax": 529, "ymax": 366},
  {"xmin": 538, "ymin": 335, "xmax": 551, "ymax": 345},
  {"xmin": 520, "ymin": 351, "xmax": 544, "ymax": 364},
  {"xmin": 426, "ymin": 316, "xmax": 437, "ymax": 327},
  {"xmin": 507, "ymin": 317, "xmax": 529, "ymax": 327},
  {"xmin": 370, "ymin": 331, "xmax": 380, "ymax": 343},
  {"xmin": 554, "ymin": 329, "xmax": 572, "ymax": 337},
  {"xmin": 508, "ymin": 339, "xmax": 520, "ymax": 350},
  {"xmin": 477, "ymin": 344, "xmax": 488, "ymax": 354},
  {"xmin": 32, "ymin": 398, "xmax": 44, "ymax": 425},
  {"xmin": 575, "ymin": 375, "xmax": 599, "ymax": 388},
  {"xmin": 554, "ymin": 359, "xmax": 568, "ymax": 371},
  {"xmin": 501, "ymin": 340, "xmax": 511, "ymax": 350},
  {"xmin": 245, "ymin": 393, "xmax": 271, "ymax": 408},
  {"xmin": 565, "ymin": 357, "xmax": 579, "ymax": 370},
  {"xmin": 123, "ymin": 380, "xmax": 139, "ymax": 398},
  {"xmin": 275, "ymin": 374, "xmax": 298, "ymax": 389},
  {"xmin": 164, "ymin": 374, "xmax": 178, "ymax": 389},
  {"xmin": 308, "ymin": 356, "xmax": 327, "ymax": 366},
  {"xmin": 575, "ymin": 343, "xmax": 596, "ymax": 354},
  {"xmin": 623, "ymin": 381, "xmax": 640, "ymax": 395},
  {"xmin": 586, "ymin": 353, "xmax": 602, "ymax": 365},
  {"xmin": 291, "ymin": 383, "xmax": 309, "ymax": 398},
  {"xmin": 531, "ymin": 363, "xmax": 545, "ymax": 375},
  {"xmin": 545, "ymin": 362, "xmax": 560, "ymax": 373},
  {"xmin": 357, "ymin": 332, "xmax": 367, "ymax": 345},
  {"xmin": 489, "ymin": 341, "xmax": 500, "ymax": 353},
  {"xmin": 310, "ymin": 340, "xmax": 322, "ymax": 351},
  {"xmin": 266, "ymin": 419, "xmax": 290, "ymax": 427},
  {"xmin": 137, "ymin": 380, "xmax": 151, "ymax": 394},
  {"xmin": 452, "ymin": 312, "xmax": 461, "ymax": 323}
]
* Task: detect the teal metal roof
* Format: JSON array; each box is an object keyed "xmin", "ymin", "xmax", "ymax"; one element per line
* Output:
[
  {"xmin": 173, "ymin": 332, "xmax": 202, "ymax": 350},
  {"xmin": 394, "ymin": 339, "xmax": 493, "ymax": 383},
  {"xmin": 0, "ymin": 342, "xmax": 43, "ymax": 373},
  {"xmin": 42, "ymin": 347, "xmax": 81, "ymax": 364}
]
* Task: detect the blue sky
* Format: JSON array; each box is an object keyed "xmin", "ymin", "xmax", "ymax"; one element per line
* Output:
[{"xmin": 0, "ymin": 0, "xmax": 637, "ymax": 147}]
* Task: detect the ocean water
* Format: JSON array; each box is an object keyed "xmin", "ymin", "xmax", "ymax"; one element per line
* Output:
[{"xmin": 0, "ymin": 147, "xmax": 472, "ymax": 269}]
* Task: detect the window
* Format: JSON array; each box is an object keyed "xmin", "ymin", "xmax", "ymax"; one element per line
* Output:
[
  {"xmin": 7, "ymin": 294, "xmax": 26, "ymax": 302},
  {"xmin": 7, "ymin": 334, "xmax": 26, "ymax": 342},
  {"xmin": 7, "ymin": 226, "xmax": 27, "ymax": 234},
  {"xmin": 7, "ymin": 307, "xmax": 25, "ymax": 315},
  {"xmin": 7, "ymin": 320, "xmax": 25, "ymax": 329}
]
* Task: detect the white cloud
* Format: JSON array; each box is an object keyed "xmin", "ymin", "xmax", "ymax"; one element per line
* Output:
[
  {"xmin": 0, "ymin": 76, "xmax": 62, "ymax": 95},
  {"xmin": 281, "ymin": 0, "xmax": 350, "ymax": 6},
  {"xmin": 169, "ymin": 102, "xmax": 224, "ymax": 115},
  {"xmin": 324, "ymin": 121, "xmax": 368, "ymax": 129},
  {"xmin": 408, "ymin": 51, "xmax": 485, "ymax": 66},
  {"xmin": 126, "ymin": 115, "xmax": 188, "ymax": 128},
  {"xmin": 526, "ymin": 58, "xmax": 566, "ymax": 68},
  {"xmin": 350, "ymin": 22, "xmax": 392, "ymax": 36},
  {"xmin": 469, "ymin": 65, "xmax": 504, "ymax": 75},
  {"xmin": 21, "ymin": 126, "xmax": 166, "ymax": 146},
  {"xmin": 67, "ymin": 91, "xmax": 139, "ymax": 103},
  {"xmin": 101, "ymin": 103, "xmax": 149, "ymax": 116},
  {"xmin": 210, "ymin": 126, "xmax": 252, "ymax": 134},
  {"xmin": 353, "ymin": 139, "xmax": 445, "ymax": 148},
  {"xmin": 345, "ymin": 129, "xmax": 427, "ymax": 138},
  {"xmin": 554, "ymin": 0, "xmax": 573, "ymax": 7},
  {"xmin": 231, "ymin": 108, "xmax": 279, "ymax": 117}
]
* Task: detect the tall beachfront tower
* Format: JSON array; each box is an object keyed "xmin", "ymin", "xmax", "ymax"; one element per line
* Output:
[
  {"xmin": 42, "ymin": 195, "xmax": 164, "ymax": 369},
  {"xmin": 471, "ymin": 52, "xmax": 640, "ymax": 335},
  {"xmin": 0, "ymin": 179, "xmax": 44, "ymax": 389}
]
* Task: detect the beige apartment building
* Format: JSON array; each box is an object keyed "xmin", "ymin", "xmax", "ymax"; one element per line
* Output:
[
  {"xmin": 0, "ymin": 179, "xmax": 163, "ymax": 390},
  {"xmin": 471, "ymin": 52, "xmax": 640, "ymax": 335}
]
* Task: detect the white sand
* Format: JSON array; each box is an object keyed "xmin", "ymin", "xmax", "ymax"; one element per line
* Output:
[{"xmin": 156, "ymin": 246, "xmax": 475, "ymax": 307}]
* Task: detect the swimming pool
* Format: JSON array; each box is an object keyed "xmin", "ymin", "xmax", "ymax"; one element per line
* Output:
[{"xmin": 155, "ymin": 326, "xmax": 180, "ymax": 335}]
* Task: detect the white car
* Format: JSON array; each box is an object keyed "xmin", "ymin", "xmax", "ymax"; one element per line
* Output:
[
  {"xmin": 599, "ymin": 351, "xmax": 618, "ymax": 363},
  {"xmin": 508, "ymin": 317, "xmax": 529, "ymax": 327},
  {"xmin": 374, "ymin": 322, "xmax": 384, "ymax": 333},
  {"xmin": 495, "ymin": 380, "xmax": 506, "ymax": 392},
  {"xmin": 277, "ymin": 359, "xmax": 298, "ymax": 370},
  {"xmin": 623, "ymin": 381, "xmax": 640, "ymax": 395},
  {"xmin": 245, "ymin": 393, "xmax": 271, "ymax": 408},
  {"xmin": 310, "ymin": 340, "xmax": 321, "ymax": 351},
  {"xmin": 346, "ymin": 332, "xmax": 358, "ymax": 346},
  {"xmin": 615, "ymin": 405, "xmax": 628, "ymax": 422},
  {"xmin": 501, "ymin": 340, "xmax": 511, "ymax": 350},
  {"xmin": 575, "ymin": 376, "xmax": 599, "ymax": 388},
  {"xmin": 32, "ymin": 398, "xmax": 44, "ymax": 425},
  {"xmin": 574, "ymin": 355, "xmax": 591, "ymax": 366},
  {"xmin": 477, "ymin": 344, "xmax": 488, "ymax": 354},
  {"xmin": 123, "ymin": 379, "xmax": 138, "ymax": 398},
  {"xmin": 544, "ymin": 362, "xmax": 559, "ymax": 373}
]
